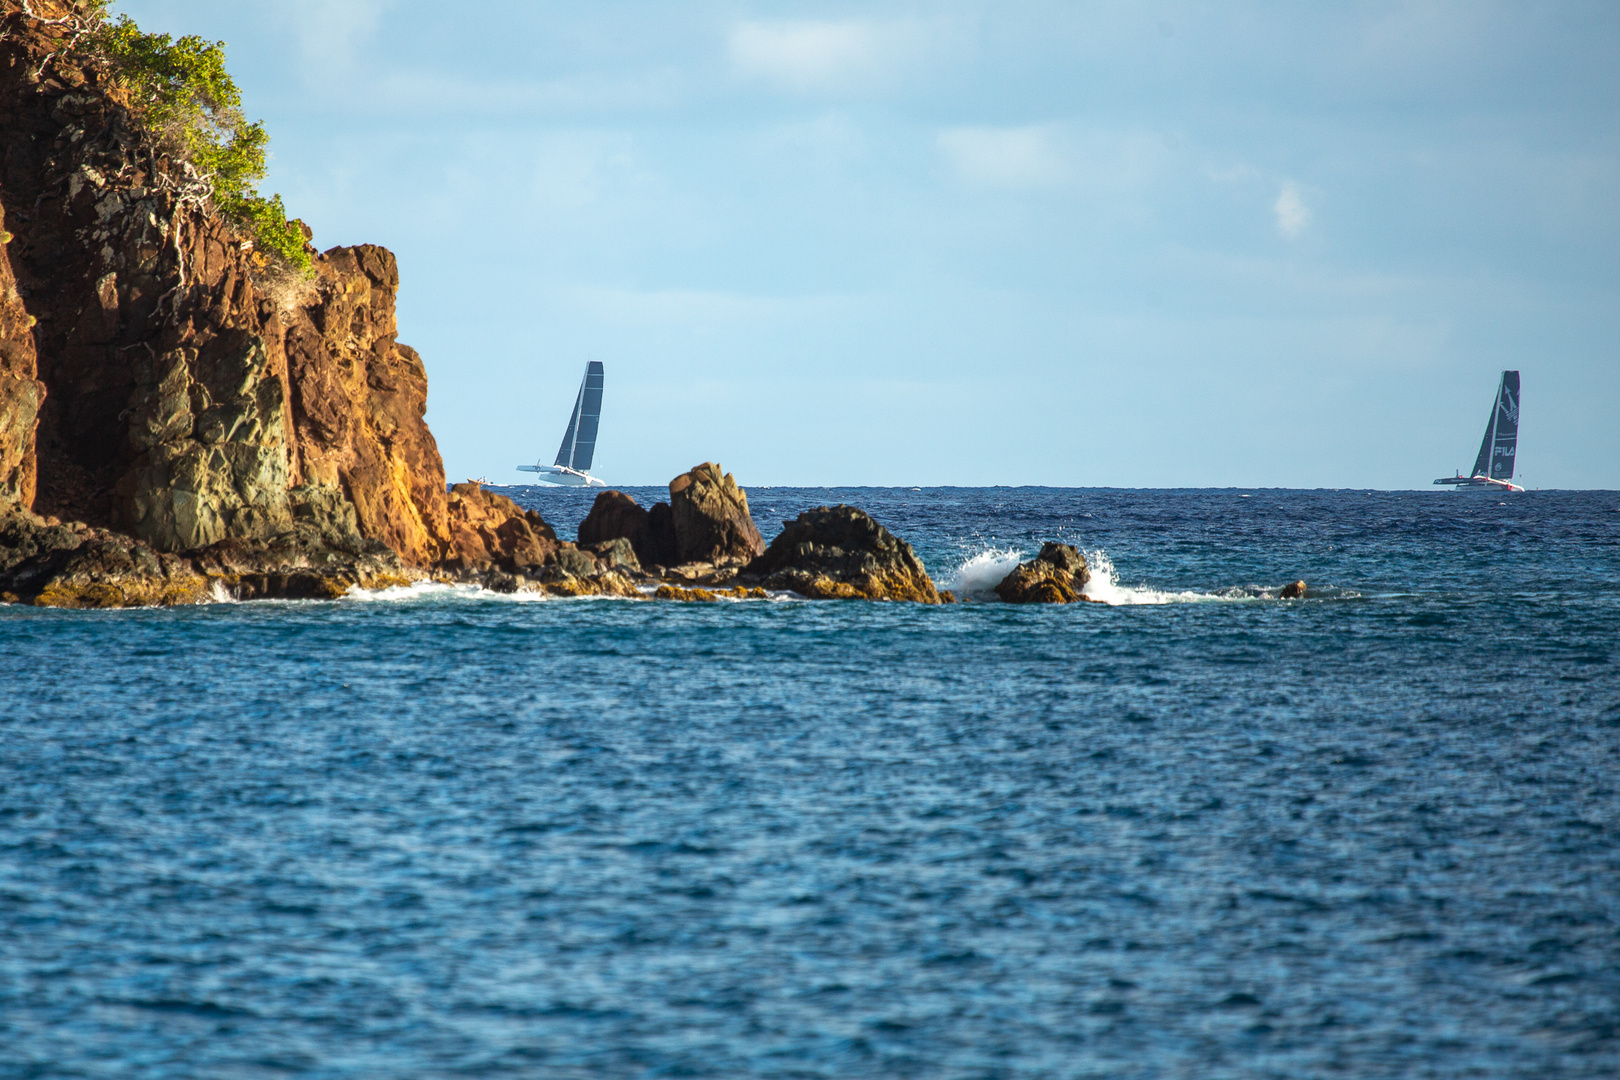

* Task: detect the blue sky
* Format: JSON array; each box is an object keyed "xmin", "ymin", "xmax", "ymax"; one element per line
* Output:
[{"xmin": 120, "ymin": 1, "xmax": 1620, "ymax": 488}]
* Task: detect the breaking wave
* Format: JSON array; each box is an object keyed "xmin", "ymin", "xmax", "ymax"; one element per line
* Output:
[
  {"xmin": 950, "ymin": 548, "xmax": 1027, "ymax": 596},
  {"xmin": 944, "ymin": 545, "xmax": 1269, "ymax": 606},
  {"xmin": 342, "ymin": 581, "xmax": 551, "ymax": 603}
]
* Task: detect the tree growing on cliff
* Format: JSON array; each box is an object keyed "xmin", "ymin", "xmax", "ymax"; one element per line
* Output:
[{"xmin": 82, "ymin": 9, "xmax": 311, "ymax": 274}]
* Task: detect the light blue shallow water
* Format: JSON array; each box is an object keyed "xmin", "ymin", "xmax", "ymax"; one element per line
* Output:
[{"xmin": 2, "ymin": 489, "xmax": 1618, "ymax": 1078}]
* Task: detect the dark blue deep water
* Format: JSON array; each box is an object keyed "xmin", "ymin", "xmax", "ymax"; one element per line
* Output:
[{"xmin": 3, "ymin": 488, "xmax": 1618, "ymax": 1079}]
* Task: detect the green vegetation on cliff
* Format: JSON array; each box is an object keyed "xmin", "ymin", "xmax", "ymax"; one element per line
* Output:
[{"xmin": 84, "ymin": 9, "xmax": 310, "ymax": 273}]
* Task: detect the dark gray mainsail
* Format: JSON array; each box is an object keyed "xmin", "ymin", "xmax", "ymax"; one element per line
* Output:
[
  {"xmin": 570, "ymin": 361, "xmax": 605, "ymax": 472},
  {"xmin": 1469, "ymin": 370, "xmax": 1520, "ymax": 480},
  {"xmin": 1437, "ymin": 370, "xmax": 1521, "ymax": 491},
  {"xmin": 552, "ymin": 361, "xmax": 605, "ymax": 472}
]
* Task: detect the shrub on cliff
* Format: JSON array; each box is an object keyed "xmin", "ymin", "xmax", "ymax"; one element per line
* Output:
[{"xmin": 83, "ymin": 11, "xmax": 310, "ymax": 274}]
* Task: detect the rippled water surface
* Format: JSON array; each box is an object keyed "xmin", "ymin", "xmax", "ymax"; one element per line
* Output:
[{"xmin": 3, "ymin": 488, "xmax": 1618, "ymax": 1079}]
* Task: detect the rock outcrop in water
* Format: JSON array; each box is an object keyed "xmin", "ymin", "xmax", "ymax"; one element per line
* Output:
[
  {"xmin": 577, "ymin": 488, "xmax": 677, "ymax": 569},
  {"xmin": 575, "ymin": 464, "xmax": 762, "ymax": 576},
  {"xmin": 741, "ymin": 504, "xmax": 944, "ymax": 603},
  {"xmin": 669, "ymin": 462, "xmax": 765, "ymax": 565},
  {"xmin": 0, "ymin": 4, "xmax": 549, "ymax": 604},
  {"xmin": 0, "ymin": 6, "xmax": 962, "ymax": 609},
  {"xmin": 994, "ymin": 542, "xmax": 1095, "ymax": 604}
]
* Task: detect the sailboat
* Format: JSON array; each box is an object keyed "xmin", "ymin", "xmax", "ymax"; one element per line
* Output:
[
  {"xmin": 1434, "ymin": 370, "xmax": 1523, "ymax": 492},
  {"xmin": 517, "ymin": 361, "xmax": 606, "ymax": 487}
]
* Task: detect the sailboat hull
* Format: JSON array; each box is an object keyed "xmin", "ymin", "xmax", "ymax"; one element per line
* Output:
[
  {"xmin": 1433, "ymin": 371, "xmax": 1522, "ymax": 491},
  {"xmin": 517, "ymin": 465, "xmax": 604, "ymax": 487}
]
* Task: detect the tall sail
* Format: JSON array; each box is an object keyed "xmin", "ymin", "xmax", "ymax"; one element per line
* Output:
[
  {"xmin": 1434, "ymin": 370, "xmax": 1523, "ymax": 491},
  {"xmin": 569, "ymin": 362, "xmax": 605, "ymax": 472},
  {"xmin": 1469, "ymin": 371, "xmax": 1519, "ymax": 480},
  {"xmin": 1486, "ymin": 370, "xmax": 1519, "ymax": 480},
  {"xmin": 552, "ymin": 379, "xmax": 584, "ymax": 467}
]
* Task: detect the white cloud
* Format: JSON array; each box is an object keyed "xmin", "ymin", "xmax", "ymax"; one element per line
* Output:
[
  {"xmin": 728, "ymin": 20, "xmax": 910, "ymax": 92},
  {"xmin": 1274, "ymin": 180, "xmax": 1310, "ymax": 237},
  {"xmin": 279, "ymin": 0, "xmax": 387, "ymax": 72},
  {"xmin": 937, "ymin": 126, "xmax": 1069, "ymax": 189}
]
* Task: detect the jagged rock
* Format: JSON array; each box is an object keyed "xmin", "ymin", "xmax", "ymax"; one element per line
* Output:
[
  {"xmin": 548, "ymin": 545, "xmax": 596, "ymax": 577},
  {"xmin": 0, "ymin": 15, "xmax": 551, "ymax": 603},
  {"xmin": 993, "ymin": 542, "xmax": 1094, "ymax": 604},
  {"xmin": 661, "ymin": 561, "xmax": 739, "ymax": 586},
  {"xmin": 578, "ymin": 489, "xmax": 645, "ymax": 546},
  {"xmin": 186, "ymin": 527, "xmax": 414, "ymax": 601},
  {"xmin": 743, "ymin": 504, "xmax": 942, "ymax": 602},
  {"xmin": 283, "ymin": 245, "xmax": 457, "ymax": 567},
  {"xmin": 442, "ymin": 482, "xmax": 558, "ymax": 573},
  {"xmin": 577, "ymin": 489, "xmax": 677, "ymax": 568},
  {"xmin": 0, "ymin": 200, "xmax": 42, "ymax": 509},
  {"xmin": 583, "ymin": 536, "xmax": 640, "ymax": 573},
  {"xmin": 0, "ymin": 508, "xmax": 206, "ymax": 607},
  {"xmin": 1279, "ymin": 579, "xmax": 1307, "ymax": 599},
  {"xmin": 644, "ymin": 500, "xmax": 678, "ymax": 566},
  {"xmin": 655, "ymin": 584, "xmax": 768, "ymax": 602},
  {"xmin": 669, "ymin": 462, "xmax": 765, "ymax": 565}
]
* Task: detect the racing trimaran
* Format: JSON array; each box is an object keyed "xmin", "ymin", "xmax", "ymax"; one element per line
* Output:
[
  {"xmin": 518, "ymin": 361, "xmax": 606, "ymax": 487},
  {"xmin": 1434, "ymin": 370, "xmax": 1524, "ymax": 493}
]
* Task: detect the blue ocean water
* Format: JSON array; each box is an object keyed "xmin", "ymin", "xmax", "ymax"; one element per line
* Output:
[{"xmin": 2, "ymin": 487, "xmax": 1618, "ymax": 1079}]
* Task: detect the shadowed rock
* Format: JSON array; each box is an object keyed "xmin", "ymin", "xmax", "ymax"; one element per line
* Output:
[
  {"xmin": 1279, "ymin": 579, "xmax": 1307, "ymax": 599},
  {"xmin": 669, "ymin": 462, "xmax": 764, "ymax": 565},
  {"xmin": 743, "ymin": 504, "xmax": 942, "ymax": 602},
  {"xmin": 577, "ymin": 489, "xmax": 675, "ymax": 568},
  {"xmin": 994, "ymin": 542, "xmax": 1094, "ymax": 604},
  {"xmin": 442, "ymin": 482, "xmax": 559, "ymax": 573}
]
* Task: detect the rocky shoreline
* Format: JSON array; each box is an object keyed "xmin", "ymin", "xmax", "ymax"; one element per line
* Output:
[{"xmin": 0, "ymin": 3, "xmax": 1310, "ymax": 610}]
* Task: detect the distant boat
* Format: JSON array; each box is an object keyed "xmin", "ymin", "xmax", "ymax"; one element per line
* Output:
[
  {"xmin": 518, "ymin": 361, "xmax": 606, "ymax": 487},
  {"xmin": 1434, "ymin": 370, "xmax": 1524, "ymax": 493}
]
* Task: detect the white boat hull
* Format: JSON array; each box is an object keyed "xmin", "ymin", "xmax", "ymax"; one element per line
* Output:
[{"xmin": 517, "ymin": 464, "xmax": 604, "ymax": 487}]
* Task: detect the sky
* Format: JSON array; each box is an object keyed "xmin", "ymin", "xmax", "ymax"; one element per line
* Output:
[{"xmin": 117, "ymin": 1, "xmax": 1620, "ymax": 488}]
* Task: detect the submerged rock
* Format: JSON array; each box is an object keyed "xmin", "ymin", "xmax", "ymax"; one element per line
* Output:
[
  {"xmin": 743, "ymin": 504, "xmax": 942, "ymax": 603},
  {"xmin": 994, "ymin": 542, "xmax": 1094, "ymax": 604},
  {"xmin": 655, "ymin": 584, "xmax": 768, "ymax": 602},
  {"xmin": 669, "ymin": 462, "xmax": 765, "ymax": 566}
]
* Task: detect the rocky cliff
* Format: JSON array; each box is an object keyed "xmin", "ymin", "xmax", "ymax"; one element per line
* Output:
[{"xmin": 0, "ymin": 0, "xmax": 546, "ymax": 603}]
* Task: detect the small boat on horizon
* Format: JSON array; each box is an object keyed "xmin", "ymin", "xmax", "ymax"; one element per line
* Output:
[
  {"xmin": 1434, "ymin": 370, "xmax": 1524, "ymax": 493},
  {"xmin": 518, "ymin": 361, "xmax": 606, "ymax": 487}
]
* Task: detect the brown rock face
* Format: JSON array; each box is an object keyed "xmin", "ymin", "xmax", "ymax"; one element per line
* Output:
[
  {"xmin": 443, "ymin": 481, "xmax": 559, "ymax": 573},
  {"xmin": 0, "ymin": 9, "xmax": 548, "ymax": 602},
  {"xmin": 0, "ymin": 202, "xmax": 42, "ymax": 508},
  {"xmin": 1279, "ymin": 579, "xmax": 1307, "ymax": 599},
  {"xmin": 743, "ymin": 504, "xmax": 942, "ymax": 602},
  {"xmin": 577, "ymin": 489, "xmax": 676, "ymax": 568},
  {"xmin": 0, "ymin": 502, "xmax": 411, "ymax": 606},
  {"xmin": 669, "ymin": 462, "xmax": 765, "ymax": 565},
  {"xmin": 283, "ymin": 244, "xmax": 453, "ymax": 567},
  {"xmin": 994, "ymin": 542, "xmax": 1094, "ymax": 604}
]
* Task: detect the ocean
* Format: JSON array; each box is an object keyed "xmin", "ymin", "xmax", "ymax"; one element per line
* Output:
[{"xmin": 3, "ymin": 487, "xmax": 1617, "ymax": 1079}]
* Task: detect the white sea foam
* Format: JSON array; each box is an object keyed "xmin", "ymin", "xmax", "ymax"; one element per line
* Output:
[
  {"xmin": 342, "ymin": 581, "xmax": 552, "ymax": 603},
  {"xmin": 945, "ymin": 544, "xmax": 1244, "ymax": 606},
  {"xmin": 1076, "ymin": 549, "xmax": 1213, "ymax": 606},
  {"xmin": 949, "ymin": 547, "xmax": 1028, "ymax": 595}
]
